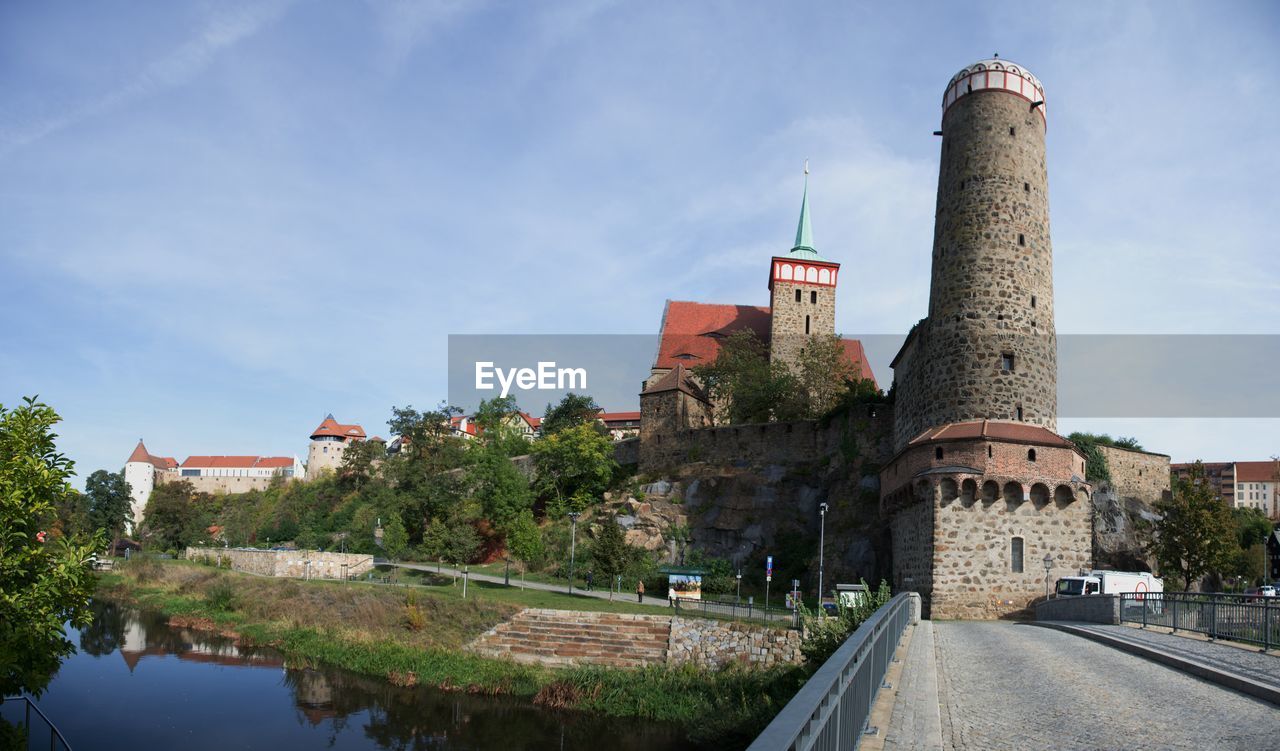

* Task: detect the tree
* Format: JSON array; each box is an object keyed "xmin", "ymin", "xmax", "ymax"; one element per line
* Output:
[
  {"xmin": 85, "ymin": 469, "xmax": 133, "ymax": 551},
  {"xmin": 52, "ymin": 488, "xmax": 92, "ymax": 539},
  {"xmin": 1066, "ymin": 433, "xmax": 1147, "ymax": 485},
  {"xmin": 541, "ymin": 393, "xmax": 602, "ymax": 436},
  {"xmin": 381, "ymin": 515, "xmax": 408, "ymax": 560},
  {"xmin": 466, "ymin": 444, "xmax": 533, "ymax": 533},
  {"xmin": 140, "ymin": 480, "xmax": 210, "ymax": 551},
  {"xmin": 787, "ymin": 333, "xmax": 861, "ymax": 419},
  {"xmin": 0, "ymin": 397, "xmax": 100, "ymax": 696},
  {"xmin": 505, "ymin": 510, "xmax": 545, "ymax": 571},
  {"xmin": 473, "ymin": 396, "xmax": 533, "ymax": 456},
  {"xmin": 531, "ymin": 423, "xmax": 617, "ymax": 517},
  {"xmin": 1227, "ymin": 507, "xmax": 1273, "ymax": 585},
  {"xmin": 696, "ymin": 330, "xmax": 791, "ymax": 424},
  {"xmin": 1149, "ymin": 462, "xmax": 1236, "ymax": 590},
  {"xmin": 590, "ymin": 514, "xmax": 634, "ymax": 583},
  {"xmin": 338, "ymin": 437, "xmax": 384, "ymax": 492}
]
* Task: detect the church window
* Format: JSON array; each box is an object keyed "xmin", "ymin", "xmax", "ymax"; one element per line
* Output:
[
  {"xmin": 935, "ymin": 447, "xmax": 944, "ymax": 460},
  {"xmin": 819, "ymin": 268, "xmax": 830, "ymax": 284},
  {"xmin": 1018, "ymin": 233, "xmax": 1026, "ymax": 246},
  {"xmin": 1001, "ymin": 353, "xmax": 1015, "ymax": 371},
  {"xmin": 1010, "ymin": 126, "xmax": 1016, "ymax": 137},
  {"xmin": 805, "ymin": 315, "xmax": 811, "ymax": 334},
  {"xmin": 795, "ymin": 289, "xmax": 801, "ymax": 302},
  {"xmin": 1010, "ymin": 538, "xmax": 1025, "ymax": 573},
  {"xmin": 810, "ymin": 291, "xmax": 817, "ymax": 304},
  {"xmin": 1028, "ymin": 448, "xmax": 1037, "ymax": 462}
]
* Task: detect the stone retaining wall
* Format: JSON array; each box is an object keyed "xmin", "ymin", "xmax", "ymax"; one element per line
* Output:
[
  {"xmin": 669, "ymin": 616, "xmax": 802, "ymax": 668},
  {"xmin": 185, "ymin": 547, "xmax": 376, "ymax": 580},
  {"xmin": 1034, "ymin": 595, "xmax": 1120, "ymax": 624}
]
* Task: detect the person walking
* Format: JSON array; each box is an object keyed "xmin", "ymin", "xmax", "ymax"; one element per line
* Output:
[
  {"xmin": 585, "ymin": 570, "xmax": 593, "ymax": 591},
  {"xmin": 637, "ymin": 579, "xmax": 645, "ymax": 603}
]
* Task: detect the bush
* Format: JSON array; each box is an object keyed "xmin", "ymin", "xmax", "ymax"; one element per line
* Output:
[
  {"xmin": 403, "ymin": 591, "xmax": 426, "ymax": 632},
  {"xmin": 798, "ymin": 580, "xmax": 891, "ymax": 665},
  {"xmin": 204, "ymin": 579, "xmax": 238, "ymax": 612}
]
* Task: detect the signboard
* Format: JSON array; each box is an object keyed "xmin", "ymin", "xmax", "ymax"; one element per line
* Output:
[
  {"xmin": 766, "ymin": 555, "xmax": 773, "ymax": 583},
  {"xmin": 667, "ymin": 573, "xmax": 703, "ymax": 601}
]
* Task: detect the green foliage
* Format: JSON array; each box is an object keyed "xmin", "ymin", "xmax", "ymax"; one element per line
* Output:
[
  {"xmin": 205, "ymin": 579, "xmax": 238, "ymax": 611},
  {"xmin": 85, "ymin": 469, "xmax": 133, "ymax": 545},
  {"xmin": 589, "ymin": 514, "xmax": 637, "ymax": 582},
  {"xmin": 1150, "ymin": 462, "xmax": 1237, "ymax": 590},
  {"xmin": 0, "ymin": 397, "xmax": 102, "ymax": 696},
  {"xmin": 473, "ymin": 396, "xmax": 534, "ymax": 457},
  {"xmin": 540, "ymin": 393, "xmax": 602, "ymax": 436},
  {"xmin": 797, "ymin": 579, "xmax": 891, "ymax": 665},
  {"xmin": 466, "ymin": 443, "xmax": 534, "ymax": 533},
  {"xmin": 532, "ymin": 423, "xmax": 616, "ymax": 516},
  {"xmin": 1232, "ymin": 506, "xmax": 1273, "ymax": 549},
  {"xmin": 683, "ymin": 550, "xmax": 736, "ymax": 594},
  {"xmin": 1067, "ymin": 432, "xmax": 1145, "ymax": 485},
  {"xmin": 381, "ymin": 514, "xmax": 408, "ymax": 560},
  {"xmin": 140, "ymin": 480, "xmax": 213, "ymax": 550},
  {"xmin": 505, "ymin": 510, "xmax": 545, "ymax": 570},
  {"xmin": 53, "ymin": 488, "xmax": 93, "ymax": 539},
  {"xmin": 419, "ymin": 515, "xmax": 481, "ymax": 565}
]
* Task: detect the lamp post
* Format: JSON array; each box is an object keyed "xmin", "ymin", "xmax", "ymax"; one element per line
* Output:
[
  {"xmin": 1043, "ymin": 553, "xmax": 1054, "ymax": 600},
  {"xmin": 567, "ymin": 511, "xmax": 581, "ymax": 594},
  {"xmin": 736, "ymin": 570, "xmax": 743, "ymax": 605},
  {"xmin": 817, "ymin": 502, "xmax": 829, "ymax": 608}
]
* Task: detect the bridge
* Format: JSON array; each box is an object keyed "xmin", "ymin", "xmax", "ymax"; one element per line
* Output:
[{"xmin": 750, "ymin": 593, "xmax": 1280, "ymax": 750}]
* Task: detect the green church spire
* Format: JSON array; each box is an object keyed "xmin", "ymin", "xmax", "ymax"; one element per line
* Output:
[{"xmin": 789, "ymin": 161, "xmax": 824, "ymax": 260}]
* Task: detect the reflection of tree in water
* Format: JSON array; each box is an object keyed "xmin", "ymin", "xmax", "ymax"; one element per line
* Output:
[
  {"xmin": 280, "ymin": 668, "xmax": 693, "ymax": 751},
  {"xmin": 79, "ymin": 600, "xmax": 129, "ymax": 656}
]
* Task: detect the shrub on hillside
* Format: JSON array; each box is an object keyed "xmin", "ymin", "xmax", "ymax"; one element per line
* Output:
[{"xmin": 797, "ymin": 579, "xmax": 891, "ymax": 665}]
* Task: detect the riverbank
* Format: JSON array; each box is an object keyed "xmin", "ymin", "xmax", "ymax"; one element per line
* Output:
[{"xmin": 95, "ymin": 558, "xmax": 808, "ymax": 747}]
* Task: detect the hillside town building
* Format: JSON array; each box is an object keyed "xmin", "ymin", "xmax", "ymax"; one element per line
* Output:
[{"xmin": 1173, "ymin": 459, "xmax": 1280, "ymax": 516}]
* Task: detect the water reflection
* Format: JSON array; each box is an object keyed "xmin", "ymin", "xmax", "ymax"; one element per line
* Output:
[{"xmin": 44, "ymin": 600, "xmax": 695, "ymax": 751}]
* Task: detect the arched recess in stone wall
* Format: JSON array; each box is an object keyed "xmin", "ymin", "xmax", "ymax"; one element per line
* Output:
[
  {"xmin": 961, "ymin": 478, "xmax": 977, "ymax": 506},
  {"xmin": 915, "ymin": 479, "xmax": 934, "ymax": 504},
  {"xmin": 1054, "ymin": 484, "xmax": 1074, "ymax": 507},
  {"xmin": 1003, "ymin": 481, "xmax": 1024, "ymax": 505},
  {"xmin": 940, "ymin": 478, "xmax": 958, "ymax": 503},
  {"xmin": 1030, "ymin": 483, "xmax": 1050, "ymax": 509},
  {"xmin": 981, "ymin": 480, "xmax": 999, "ymax": 503}
]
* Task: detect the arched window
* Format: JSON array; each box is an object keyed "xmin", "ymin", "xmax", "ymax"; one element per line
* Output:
[
  {"xmin": 780, "ymin": 264, "xmax": 793, "ymax": 280},
  {"xmin": 988, "ymin": 445, "xmax": 993, "ymax": 458},
  {"xmin": 936, "ymin": 446, "xmax": 944, "ymax": 460},
  {"xmin": 1010, "ymin": 537, "xmax": 1024, "ymax": 573},
  {"xmin": 818, "ymin": 268, "xmax": 830, "ymax": 284},
  {"xmin": 1028, "ymin": 448, "xmax": 1037, "ymax": 462}
]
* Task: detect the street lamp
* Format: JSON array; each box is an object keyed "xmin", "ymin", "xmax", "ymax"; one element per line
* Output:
[
  {"xmin": 567, "ymin": 511, "xmax": 581, "ymax": 594},
  {"xmin": 736, "ymin": 570, "xmax": 743, "ymax": 604},
  {"xmin": 1043, "ymin": 553, "xmax": 1054, "ymax": 600},
  {"xmin": 817, "ymin": 502, "xmax": 829, "ymax": 608}
]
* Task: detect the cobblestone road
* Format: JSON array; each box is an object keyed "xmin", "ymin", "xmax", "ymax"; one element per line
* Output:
[{"xmin": 933, "ymin": 622, "xmax": 1280, "ymax": 750}]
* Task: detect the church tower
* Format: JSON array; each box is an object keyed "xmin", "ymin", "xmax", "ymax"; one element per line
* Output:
[{"xmin": 768, "ymin": 167, "xmax": 840, "ymax": 369}]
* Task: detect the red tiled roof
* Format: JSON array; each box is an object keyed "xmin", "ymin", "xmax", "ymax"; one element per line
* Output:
[
  {"xmin": 597, "ymin": 411, "xmax": 641, "ymax": 423},
  {"xmin": 181, "ymin": 456, "xmax": 293, "ymax": 469},
  {"xmin": 126, "ymin": 440, "xmax": 178, "ymax": 470},
  {"xmin": 518, "ymin": 412, "xmax": 542, "ymax": 429},
  {"xmin": 652, "ymin": 300, "xmax": 876, "ymax": 387},
  {"xmin": 641, "ymin": 364, "xmax": 710, "ymax": 402},
  {"xmin": 1236, "ymin": 461, "xmax": 1280, "ymax": 482},
  {"xmin": 310, "ymin": 416, "xmax": 366, "ymax": 440},
  {"xmin": 653, "ymin": 301, "xmax": 772, "ymax": 370},
  {"xmin": 906, "ymin": 420, "xmax": 1076, "ymax": 450}
]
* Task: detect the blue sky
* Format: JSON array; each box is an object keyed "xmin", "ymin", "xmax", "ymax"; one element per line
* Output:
[{"xmin": 2, "ymin": 0, "xmax": 1277, "ymax": 481}]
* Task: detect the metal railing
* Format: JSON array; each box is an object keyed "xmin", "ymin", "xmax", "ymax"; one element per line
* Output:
[
  {"xmin": 1120, "ymin": 592, "xmax": 1280, "ymax": 650},
  {"xmin": 747, "ymin": 592, "xmax": 915, "ymax": 751},
  {"xmin": 0, "ymin": 696, "xmax": 72, "ymax": 751},
  {"xmin": 671, "ymin": 596, "xmax": 796, "ymax": 625}
]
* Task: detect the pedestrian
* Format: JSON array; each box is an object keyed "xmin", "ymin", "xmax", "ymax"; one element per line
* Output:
[
  {"xmin": 637, "ymin": 579, "xmax": 645, "ymax": 603},
  {"xmin": 586, "ymin": 570, "xmax": 593, "ymax": 591}
]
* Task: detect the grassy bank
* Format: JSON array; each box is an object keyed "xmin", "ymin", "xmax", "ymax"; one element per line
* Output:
[{"xmin": 96, "ymin": 559, "xmax": 808, "ymax": 746}]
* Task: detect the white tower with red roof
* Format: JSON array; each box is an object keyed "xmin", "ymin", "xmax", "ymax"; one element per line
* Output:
[
  {"xmin": 305, "ymin": 415, "xmax": 367, "ymax": 480},
  {"xmin": 123, "ymin": 439, "xmax": 177, "ymax": 531}
]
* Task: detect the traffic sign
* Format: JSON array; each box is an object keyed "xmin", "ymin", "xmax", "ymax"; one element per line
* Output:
[{"xmin": 766, "ymin": 555, "xmax": 773, "ymax": 582}]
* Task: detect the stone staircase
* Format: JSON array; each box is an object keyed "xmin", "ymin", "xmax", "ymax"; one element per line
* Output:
[{"xmin": 467, "ymin": 609, "xmax": 672, "ymax": 668}]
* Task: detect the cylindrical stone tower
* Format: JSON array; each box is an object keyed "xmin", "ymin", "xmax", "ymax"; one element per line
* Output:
[{"xmin": 894, "ymin": 58, "xmax": 1057, "ymax": 446}]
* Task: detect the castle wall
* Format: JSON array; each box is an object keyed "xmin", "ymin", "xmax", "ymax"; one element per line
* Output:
[
  {"xmin": 158, "ymin": 473, "xmax": 291, "ymax": 495},
  {"xmin": 306, "ymin": 440, "xmax": 347, "ymax": 480},
  {"xmin": 889, "ymin": 495, "xmax": 934, "ymax": 599},
  {"xmin": 1097, "ymin": 445, "xmax": 1170, "ymax": 501},
  {"xmin": 186, "ymin": 547, "xmax": 375, "ymax": 579}
]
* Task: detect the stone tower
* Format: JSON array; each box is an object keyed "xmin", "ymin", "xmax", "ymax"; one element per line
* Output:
[
  {"xmin": 881, "ymin": 59, "xmax": 1091, "ymax": 620},
  {"xmin": 768, "ymin": 168, "xmax": 840, "ymax": 369},
  {"xmin": 891, "ymin": 58, "xmax": 1056, "ymax": 449}
]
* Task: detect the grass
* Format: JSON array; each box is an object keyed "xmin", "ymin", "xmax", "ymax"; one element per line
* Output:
[
  {"xmin": 385, "ymin": 567, "xmax": 668, "ymax": 615},
  {"xmin": 95, "ymin": 559, "xmax": 809, "ymax": 746}
]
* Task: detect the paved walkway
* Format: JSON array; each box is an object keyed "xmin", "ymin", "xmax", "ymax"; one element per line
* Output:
[
  {"xmin": 1044, "ymin": 622, "xmax": 1280, "ymax": 693},
  {"xmin": 888, "ymin": 622, "xmax": 1277, "ymax": 750},
  {"xmin": 882, "ymin": 621, "xmax": 942, "ymax": 751}
]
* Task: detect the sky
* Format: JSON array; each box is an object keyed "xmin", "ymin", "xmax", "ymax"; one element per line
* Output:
[{"xmin": 2, "ymin": 0, "xmax": 1278, "ymax": 482}]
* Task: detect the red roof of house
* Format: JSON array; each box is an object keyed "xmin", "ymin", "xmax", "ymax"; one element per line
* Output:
[
  {"xmin": 518, "ymin": 412, "xmax": 542, "ymax": 430},
  {"xmin": 641, "ymin": 364, "xmax": 710, "ymax": 402},
  {"xmin": 652, "ymin": 300, "xmax": 876, "ymax": 386},
  {"xmin": 125, "ymin": 440, "xmax": 178, "ymax": 470},
  {"xmin": 310, "ymin": 416, "xmax": 366, "ymax": 441},
  {"xmin": 1235, "ymin": 461, "xmax": 1280, "ymax": 483},
  {"xmin": 597, "ymin": 411, "xmax": 641, "ymax": 423},
  {"xmin": 181, "ymin": 456, "xmax": 294, "ymax": 469},
  {"xmin": 906, "ymin": 420, "xmax": 1076, "ymax": 450}
]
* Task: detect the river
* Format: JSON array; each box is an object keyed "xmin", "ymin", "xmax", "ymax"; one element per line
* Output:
[{"xmin": 13, "ymin": 601, "xmax": 696, "ymax": 751}]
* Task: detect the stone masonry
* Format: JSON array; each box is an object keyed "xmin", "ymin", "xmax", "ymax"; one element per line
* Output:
[
  {"xmin": 768, "ymin": 278, "xmax": 837, "ymax": 370},
  {"xmin": 185, "ymin": 547, "xmax": 375, "ymax": 580}
]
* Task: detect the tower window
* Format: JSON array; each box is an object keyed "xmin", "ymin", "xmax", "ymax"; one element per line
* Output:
[
  {"xmin": 805, "ymin": 315, "xmax": 810, "ymax": 334},
  {"xmin": 1001, "ymin": 353, "xmax": 1015, "ymax": 371},
  {"xmin": 1017, "ymin": 405, "xmax": 1024, "ymax": 421},
  {"xmin": 1018, "ymin": 234, "xmax": 1026, "ymax": 247},
  {"xmin": 960, "ymin": 180, "xmax": 966, "ymax": 190},
  {"xmin": 1010, "ymin": 126, "xmax": 1016, "ymax": 137},
  {"xmin": 810, "ymin": 291, "xmax": 817, "ymax": 304},
  {"xmin": 1031, "ymin": 295, "xmax": 1037, "ymax": 308},
  {"xmin": 1024, "ymin": 182, "xmax": 1030, "ymax": 192},
  {"xmin": 936, "ymin": 447, "xmax": 944, "ymax": 460},
  {"xmin": 795, "ymin": 289, "xmax": 801, "ymax": 303},
  {"xmin": 1028, "ymin": 448, "xmax": 1037, "ymax": 462},
  {"xmin": 1011, "ymin": 537, "xmax": 1024, "ymax": 573},
  {"xmin": 988, "ymin": 445, "xmax": 993, "ymax": 458}
]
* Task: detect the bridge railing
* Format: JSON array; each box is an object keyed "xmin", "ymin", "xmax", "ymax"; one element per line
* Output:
[
  {"xmin": 1120, "ymin": 592, "xmax": 1279, "ymax": 650},
  {"xmin": 1, "ymin": 695, "xmax": 73, "ymax": 751},
  {"xmin": 746, "ymin": 592, "xmax": 916, "ymax": 751}
]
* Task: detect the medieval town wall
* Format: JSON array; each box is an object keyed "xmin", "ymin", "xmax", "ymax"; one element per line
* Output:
[
  {"xmin": 1097, "ymin": 444, "xmax": 1170, "ymax": 502},
  {"xmin": 186, "ymin": 547, "xmax": 376, "ymax": 580}
]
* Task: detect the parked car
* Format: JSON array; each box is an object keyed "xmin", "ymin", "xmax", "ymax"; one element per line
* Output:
[{"xmin": 1244, "ymin": 586, "xmax": 1276, "ymax": 602}]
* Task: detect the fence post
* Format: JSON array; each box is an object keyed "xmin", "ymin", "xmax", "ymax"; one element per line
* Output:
[
  {"xmin": 1209, "ymin": 597, "xmax": 1217, "ymax": 641},
  {"xmin": 1171, "ymin": 597, "xmax": 1177, "ymax": 633},
  {"xmin": 1142, "ymin": 595, "xmax": 1147, "ymax": 629},
  {"xmin": 1264, "ymin": 600, "xmax": 1271, "ymax": 653}
]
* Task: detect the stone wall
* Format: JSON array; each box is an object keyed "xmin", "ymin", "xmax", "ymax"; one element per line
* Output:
[
  {"xmin": 1093, "ymin": 445, "xmax": 1170, "ymax": 571},
  {"xmin": 668, "ymin": 616, "xmax": 802, "ymax": 668},
  {"xmin": 1098, "ymin": 445, "xmax": 1170, "ymax": 502},
  {"xmin": 768, "ymin": 278, "xmax": 837, "ymax": 370},
  {"xmin": 639, "ymin": 404, "xmax": 893, "ymax": 473},
  {"xmin": 1034, "ymin": 595, "xmax": 1120, "ymax": 625},
  {"xmin": 613, "ymin": 437, "xmax": 640, "ymax": 466},
  {"xmin": 889, "ymin": 497, "xmax": 934, "ymax": 598},
  {"xmin": 186, "ymin": 547, "xmax": 376, "ymax": 580},
  {"xmin": 158, "ymin": 473, "xmax": 293, "ymax": 495}
]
